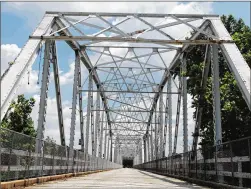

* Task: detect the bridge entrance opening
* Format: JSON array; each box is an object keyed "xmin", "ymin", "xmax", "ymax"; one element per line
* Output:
[{"xmin": 123, "ymin": 158, "xmax": 133, "ymax": 168}]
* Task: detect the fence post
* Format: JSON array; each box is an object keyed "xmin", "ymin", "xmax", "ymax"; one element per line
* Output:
[
  {"xmin": 248, "ymin": 139, "xmax": 251, "ymax": 182},
  {"xmin": 238, "ymin": 161, "xmax": 243, "ymax": 187},
  {"xmin": 52, "ymin": 143, "xmax": 56, "ymax": 175},
  {"xmin": 195, "ymin": 150, "xmax": 198, "ymax": 179},
  {"xmin": 7, "ymin": 132, "xmax": 15, "ymax": 181},
  {"xmin": 170, "ymin": 156, "xmax": 173, "ymax": 175},
  {"xmin": 183, "ymin": 154, "xmax": 185, "ymax": 176},
  {"xmin": 166, "ymin": 157, "xmax": 168, "ymax": 174},
  {"xmin": 215, "ymin": 145, "xmax": 218, "ymax": 182},
  {"xmin": 230, "ymin": 142, "xmax": 234, "ymax": 185},
  {"xmin": 203, "ymin": 149, "xmax": 206, "ymax": 180},
  {"xmin": 26, "ymin": 136, "xmax": 34, "ymax": 179},
  {"xmin": 188, "ymin": 152, "xmax": 191, "ymax": 177},
  {"xmin": 41, "ymin": 140, "xmax": 45, "ymax": 177}
]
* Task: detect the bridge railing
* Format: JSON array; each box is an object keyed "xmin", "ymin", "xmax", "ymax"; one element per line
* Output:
[
  {"xmin": 134, "ymin": 137, "xmax": 251, "ymax": 188},
  {"xmin": 0, "ymin": 127, "xmax": 122, "ymax": 182}
]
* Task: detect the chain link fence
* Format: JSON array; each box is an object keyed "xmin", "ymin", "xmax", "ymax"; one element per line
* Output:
[
  {"xmin": 134, "ymin": 137, "xmax": 251, "ymax": 188},
  {"xmin": 0, "ymin": 127, "xmax": 122, "ymax": 182}
]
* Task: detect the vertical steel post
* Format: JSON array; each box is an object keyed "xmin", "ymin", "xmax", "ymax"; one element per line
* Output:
[
  {"xmin": 182, "ymin": 54, "xmax": 188, "ymax": 153},
  {"xmin": 163, "ymin": 85, "xmax": 168, "ymax": 157},
  {"xmin": 110, "ymin": 134, "xmax": 113, "ymax": 162},
  {"xmin": 159, "ymin": 92, "xmax": 164, "ymax": 158},
  {"xmin": 114, "ymin": 137, "xmax": 118, "ymax": 163},
  {"xmin": 99, "ymin": 111, "xmax": 104, "ymax": 158},
  {"xmin": 155, "ymin": 111, "xmax": 158, "ymax": 159},
  {"xmin": 36, "ymin": 40, "xmax": 51, "ymax": 155},
  {"xmin": 147, "ymin": 134, "xmax": 150, "ymax": 162},
  {"xmin": 104, "ymin": 122, "xmax": 108, "ymax": 159},
  {"xmin": 168, "ymin": 77, "xmax": 172, "ymax": 156},
  {"xmin": 212, "ymin": 44, "xmax": 223, "ymax": 187},
  {"xmin": 139, "ymin": 139, "xmax": 143, "ymax": 164},
  {"xmin": 78, "ymin": 68, "xmax": 84, "ymax": 151},
  {"xmin": 173, "ymin": 75, "xmax": 182, "ymax": 154},
  {"xmin": 91, "ymin": 81, "xmax": 94, "ymax": 155},
  {"xmin": 106, "ymin": 137, "xmax": 110, "ymax": 160},
  {"xmin": 150, "ymin": 125, "xmax": 154, "ymax": 161},
  {"xmin": 85, "ymin": 72, "xmax": 93, "ymax": 155},
  {"xmin": 69, "ymin": 50, "xmax": 80, "ymax": 163},
  {"xmin": 143, "ymin": 135, "xmax": 147, "ymax": 162},
  {"xmin": 211, "ymin": 45, "xmax": 222, "ymax": 147},
  {"xmin": 95, "ymin": 91, "xmax": 100, "ymax": 157}
]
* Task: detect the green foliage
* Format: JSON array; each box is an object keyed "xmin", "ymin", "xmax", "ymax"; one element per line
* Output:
[
  {"xmin": 185, "ymin": 15, "xmax": 251, "ymax": 148},
  {"xmin": 1, "ymin": 94, "xmax": 36, "ymax": 137}
]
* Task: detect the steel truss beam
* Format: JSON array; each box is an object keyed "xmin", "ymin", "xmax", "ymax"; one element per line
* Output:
[
  {"xmin": 69, "ymin": 51, "xmax": 80, "ymax": 161},
  {"xmin": 211, "ymin": 44, "xmax": 222, "ymax": 147},
  {"xmin": 79, "ymin": 90, "xmax": 179, "ymax": 94},
  {"xmin": 99, "ymin": 111, "xmax": 104, "ymax": 158},
  {"xmin": 51, "ymin": 41, "xmax": 66, "ymax": 147},
  {"xmin": 94, "ymin": 92, "xmax": 101, "ymax": 156},
  {"xmin": 30, "ymin": 36, "xmax": 234, "ymax": 44},
  {"xmin": 78, "ymin": 64, "xmax": 84, "ymax": 151},
  {"xmin": 168, "ymin": 77, "xmax": 172, "ymax": 156},
  {"xmin": 35, "ymin": 40, "xmax": 51, "ymax": 154},
  {"xmin": 182, "ymin": 54, "xmax": 188, "ymax": 153},
  {"xmin": 46, "ymin": 11, "xmax": 219, "ymax": 17},
  {"xmin": 2, "ymin": 11, "xmax": 250, "ymax": 163},
  {"xmin": 173, "ymin": 75, "xmax": 182, "ymax": 154}
]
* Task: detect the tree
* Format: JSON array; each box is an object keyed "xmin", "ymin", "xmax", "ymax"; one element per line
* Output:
[
  {"xmin": 184, "ymin": 15, "xmax": 251, "ymax": 148},
  {"xmin": 1, "ymin": 94, "xmax": 36, "ymax": 137}
]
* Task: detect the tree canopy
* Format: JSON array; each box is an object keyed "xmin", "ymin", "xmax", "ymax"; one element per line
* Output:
[
  {"xmin": 185, "ymin": 15, "xmax": 251, "ymax": 148},
  {"xmin": 1, "ymin": 94, "xmax": 36, "ymax": 137}
]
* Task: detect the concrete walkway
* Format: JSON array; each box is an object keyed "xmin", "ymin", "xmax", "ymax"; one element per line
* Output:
[{"xmin": 27, "ymin": 168, "xmax": 208, "ymax": 189}]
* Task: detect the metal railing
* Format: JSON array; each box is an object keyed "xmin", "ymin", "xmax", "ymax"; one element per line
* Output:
[
  {"xmin": 134, "ymin": 137, "xmax": 251, "ymax": 188},
  {"xmin": 0, "ymin": 127, "xmax": 122, "ymax": 182}
]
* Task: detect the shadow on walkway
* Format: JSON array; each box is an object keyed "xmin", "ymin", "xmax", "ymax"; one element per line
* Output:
[{"xmin": 138, "ymin": 170, "xmax": 206, "ymax": 189}]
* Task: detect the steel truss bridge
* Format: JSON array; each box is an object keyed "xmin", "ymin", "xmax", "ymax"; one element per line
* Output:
[{"xmin": 1, "ymin": 12, "xmax": 251, "ymax": 188}]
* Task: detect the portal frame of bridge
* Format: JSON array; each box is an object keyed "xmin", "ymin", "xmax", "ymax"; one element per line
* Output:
[{"xmin": 1, "ymin": 12, "xmax": 250, "ymax": 165}]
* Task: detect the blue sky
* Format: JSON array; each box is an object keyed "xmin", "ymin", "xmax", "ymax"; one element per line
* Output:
[{"xmin": 1, "ymin": 2, "xmax": 250, "ymax": 151}]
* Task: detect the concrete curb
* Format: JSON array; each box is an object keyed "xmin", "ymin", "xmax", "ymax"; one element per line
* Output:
[{"xmin": 1, "ymin": 169, "xmax": 113, "ymax": 189}]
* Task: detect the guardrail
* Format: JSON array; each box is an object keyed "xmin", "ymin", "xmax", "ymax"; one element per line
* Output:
[
  {"xmin": 134, "ymin": 137, "xmax": 251, "ymax": 188},
  {"xmin": 0, "ymin": 127, "xmax": 122, "ymax": 182}
]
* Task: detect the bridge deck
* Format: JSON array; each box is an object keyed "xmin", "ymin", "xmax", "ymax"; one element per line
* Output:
[{"xmin": 26, "ymin": 168, "xmax": 207, "ymax": 189}]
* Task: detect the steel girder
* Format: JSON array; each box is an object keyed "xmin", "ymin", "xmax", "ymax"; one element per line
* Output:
[{"xmin": 2, "ymin": 12, "xmax": 250, "ymax": 160}]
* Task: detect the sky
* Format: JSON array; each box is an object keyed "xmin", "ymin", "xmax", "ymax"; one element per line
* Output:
[{"xmin": 1, "ymin": 2, "xmax": 250, "ymax": 156}]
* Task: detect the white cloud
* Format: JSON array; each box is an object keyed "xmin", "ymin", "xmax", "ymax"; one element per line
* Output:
[
  {"xmin": 1, "ymin": 44, "xmax": 21, "ymax": 76},
  {"xmin": 1, "ymin": 44, "xmax": 41, "ymax": 96}
]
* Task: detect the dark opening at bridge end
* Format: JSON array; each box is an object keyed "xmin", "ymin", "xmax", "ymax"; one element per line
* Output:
[{"xmin": 123, "ymin": 158, "xmax": 133, "ymax": 168}]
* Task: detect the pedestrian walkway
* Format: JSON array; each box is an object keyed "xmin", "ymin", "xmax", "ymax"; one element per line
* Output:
[{"xmin": 26, "ymin": 168, "xmax": 208, "ymax": 188}]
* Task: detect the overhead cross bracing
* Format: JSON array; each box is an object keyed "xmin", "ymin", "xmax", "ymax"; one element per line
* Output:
[{"xmin": 1, "ymin": 12, "xmax": 250, "ymax": 165}]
